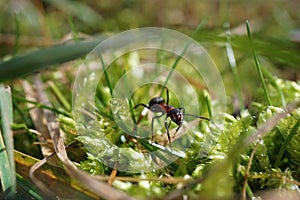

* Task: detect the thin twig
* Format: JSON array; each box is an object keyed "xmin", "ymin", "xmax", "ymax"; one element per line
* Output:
[
  {"xmin": 108, "ymin": 162, "xmax": 119, "ymax": 185},
  {"xmin": 241, "ymin": 140, "xmax": 260, "ymax": 200},
  {"xmin": 96, "ymin": 175, "xmax": 190, "ymax": 184}
]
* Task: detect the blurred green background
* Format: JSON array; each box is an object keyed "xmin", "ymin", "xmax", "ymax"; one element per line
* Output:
[{"xmin": 1, "ymin": 0, "xmax": 300, "ymax": 52}]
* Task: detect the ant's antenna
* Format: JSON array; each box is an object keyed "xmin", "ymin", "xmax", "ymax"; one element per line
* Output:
[
  {"xmin": 184, "ymin": 113, "xmax": 210, "ymax": 121},
  {"xmin": 180, "ymin": 107, "xmax": 210, "ymax": 121}
]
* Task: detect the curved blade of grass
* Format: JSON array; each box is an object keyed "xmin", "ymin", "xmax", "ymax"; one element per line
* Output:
[
  {"xmin": 246, "ymin": 20, "xmax": 272, "ymax": 106},
  {"xmin": 0, "ymin": 84, "xmax": 16, "ymax": 198},
  {"xmin": 15, "ymin": 150, "xmax": 97, "ymax": 199},
  {"xmin": 0, "ymin": 39, "xmax": 104, "ymax": 81}
]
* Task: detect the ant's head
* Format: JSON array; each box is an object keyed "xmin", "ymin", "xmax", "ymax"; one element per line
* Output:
[{"xmin": 168, "ymin": 108, "xmax": 184, "ymax": 125}]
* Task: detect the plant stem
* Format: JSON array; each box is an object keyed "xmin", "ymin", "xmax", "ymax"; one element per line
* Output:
[
  {"xmin": 98, "ymin": 53, "xmax": 113, "ymax": 96},
  {"xmin": 48, "ymin": 81, "xmax": 71, "ymax": 111},
  {"xmin": 123, "ymin": 70, "xmax": 136, "ymax": 124},
  {"xmin": 246, "ymin": 20, "xmax": 272, "ymax": 106},
  {"xmin": 224, "ymin": 22, "xmax": 245, "ymax": 112}
]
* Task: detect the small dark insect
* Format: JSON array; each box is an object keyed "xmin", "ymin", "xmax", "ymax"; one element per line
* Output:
[{"xmin": 134, "ymin": 86, "xmax": 210, "ymax": 145}]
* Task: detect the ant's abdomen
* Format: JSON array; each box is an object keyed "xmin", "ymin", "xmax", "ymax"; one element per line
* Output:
[{"xmin": 149, "ymin": 97, "xmax": 165, "ymax": 106}]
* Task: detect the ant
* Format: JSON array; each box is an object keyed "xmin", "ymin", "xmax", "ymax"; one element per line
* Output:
[{"xmin": 134, "ymin": 86, "xmax": 210, "ymax": 146}]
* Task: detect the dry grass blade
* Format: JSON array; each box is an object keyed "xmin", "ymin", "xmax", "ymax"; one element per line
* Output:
[
  {"xmin": 29, "ymin": 153, "xmax": 59, "ymax": 199},
  {"xmin": 22, "ymin": 79, "xmax": 55, "ymax": 158},
  {"xmin": 20, "ymin": 150, "xmax": 97, "ymax": 199}
]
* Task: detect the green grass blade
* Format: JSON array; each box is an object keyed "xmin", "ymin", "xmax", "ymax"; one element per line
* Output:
[
  {"xmin": 16, "ymin": 174, "xmax": 44, "ymax": 200},
  {"xmin": 0, "ymin": 129, "xmax": 12, "ymax": 197},
  {"xmin": 123, "ymin": 70, "xmax": 136, "ymax": 124},
  {"xmin": 246, "ymin": 21, "xmax": 272, "ymax": 106},
  {"xmin": 224, "ymin": 22, "xmax": 245, "ymax": 112},
  {"xmin": 98, "ymin": 53, "xmax": 113, "ymax": 96},
  {"xmin": 261, "ymin": 67, "xmax": 286, "ymax": 107},
  {"xmin": 274, "ymin": 117, "xmax": 300, "ymax": 167},
  {"xmin": 203, "ymin": 90, "xmax": 212, "ymax": 121},
  {"xmin": 0, "ymin": 84, "xmax": 16, "ymax": 198},
  {"xmin": 68, "ymin": 16, "xmax": 80, "ymax": 42},
  {"xmin": 0, "ymin": 39, "xmax": 104, "ymax": 81},
  {"xmin": 48, "ymin": 81, "xmax": 71, "ymax": 111},
  {"xmin": 12, "ymin": 96, "xmax": 71, "ymax": 117},
  {"xmin": 161, "ymin": 19, "xmax": 207, "ymax": 95}
]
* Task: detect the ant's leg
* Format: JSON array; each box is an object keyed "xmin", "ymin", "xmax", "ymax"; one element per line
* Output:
[
  {"xmin": 151, "ymin": 112, "xmax": 164, "ymax": 141},
  {"xmin": 134, "ymin": 103, "xmax": 150, "ymax": 109},
  {"xmin": 134, "ymin": 103, "xmax": 151, "ymax": 125},
  {"xmin": 165, "ymin": 86, "xmax": 169, "ymax": 105},
  {"xmin": 174, "ymin": 124, "xmax": 182, "ymax": 136},
  {"xmin": 164, "ymin": 118, "xmax": 172, "ymax": 145}
]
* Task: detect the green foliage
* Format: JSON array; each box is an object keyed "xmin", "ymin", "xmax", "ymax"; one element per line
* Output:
[{"xmin": 77, "ymin": 154, "xmax": 105, "ymax": 175}]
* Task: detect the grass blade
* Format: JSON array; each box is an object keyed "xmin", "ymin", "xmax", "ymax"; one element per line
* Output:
[
  {"xmin": 261, "ymin": 67, "xmax": 286, "ymax": 107},
  {"xmin": 224, "ymin": 22, "xmax": 245, "ymax": 112},
  {"xmin": 274, "ymin": 117, "xmax": 300, "ymax": 167},
  {"xmin": 12, "ymin": 96, "xmax": 71, "ymax": 117},
  {"xmin": 246, "ymin": 21, "xmax": 272, "ymax": 106},
  {"xmin": 68, "ymin": 16, "xmax": 80, "ymax": 42},
  {"xmin": 0, "ymin": 129, "xmax": 12, "ymax": 197},
  {"xmin": 161, "ymin": 19, "xmax": 207, "ymax": 94},
  {"xmin": 98, "ymin": 53, "xmax": 113, "ymax": 96},
  {"xmin": 0, "ymin": 84, "xmax": 16, "ymax": 198},
  {"xmin": 16, "ymin": 174, "xmax": 44, "ymax": 200},
  {"xmin": 0, "ymin": 39, "xmax": 104, "ymax": 81},
  {"xmin": 48, "ymin": 81, "xmax": 71, "ymax": 111},
  {"xmin": 123, "ymin": 70, "xmax": 136, "ymax": 124}
]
